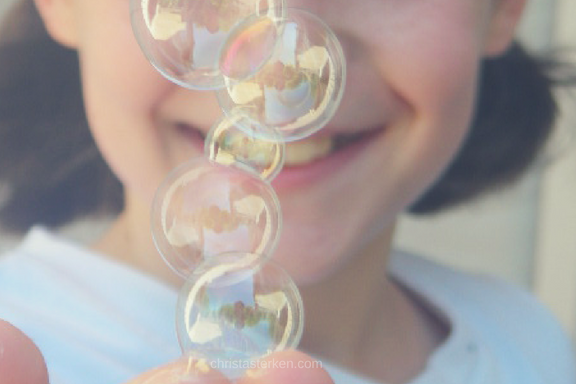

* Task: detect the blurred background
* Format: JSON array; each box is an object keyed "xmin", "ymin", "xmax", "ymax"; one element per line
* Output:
[
  {"xmin": 394, "ymin": 0, "xmax": 576, "ymax": 340},
  {"xmin": 1, "ymin": 0, "xmax": 575, "ymax": 340}
]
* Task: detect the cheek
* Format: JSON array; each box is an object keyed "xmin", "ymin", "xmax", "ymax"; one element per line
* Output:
[
  {"xmin": 371, "ymin": 7, "xmax": 483, "ymax": 204},
  {"xmin": 273, "ymin": 4, "xmax": 488, "ymax": 277},
  {"xmin": 77, "ymin": 2, "xmax": 166, "ymax": 114},
  {"xmin": 76, "ymin": 6, "xmax": 176, "ymax": 203}
]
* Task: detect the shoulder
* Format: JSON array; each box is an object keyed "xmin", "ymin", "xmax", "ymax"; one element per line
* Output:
[
  {"xmin": 0, "ymin": 227, "xmax": 180, "ymax": 384},
  {"xmin": 390, "ymin": 250, "xmax": 576, "ymax": 384},
  {"xmin": 0, "ymin": 228, "xmax": 52, "ymax": 291},
  {"xmin": 0, "ymin": 227, "xmax": 94, "ymax": 294}
]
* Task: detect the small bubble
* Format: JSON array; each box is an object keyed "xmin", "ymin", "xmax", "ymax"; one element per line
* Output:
[{"xmin": 205, "ymin": 115, "xmax": 285, "ymax": 182}]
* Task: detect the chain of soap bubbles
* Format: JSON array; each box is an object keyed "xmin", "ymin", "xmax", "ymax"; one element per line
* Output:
[{"xmin": 130, "ymin": 0, "xmax": 345, "ymax": 380}]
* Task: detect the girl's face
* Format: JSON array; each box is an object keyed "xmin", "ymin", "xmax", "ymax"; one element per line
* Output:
[{"xmin": 37, "ymin": 0, "xmax": 523, "ymax": 283}]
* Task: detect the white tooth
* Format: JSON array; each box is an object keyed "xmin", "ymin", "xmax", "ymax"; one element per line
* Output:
[{"xmin": 284, "ymin": 137, "xmax": 333, "ymax": 166}]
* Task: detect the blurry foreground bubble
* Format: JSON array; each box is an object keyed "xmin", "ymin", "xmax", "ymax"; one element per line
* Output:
[
  {"xmin": 176, "ymin": 252, "xmax": 303, "ymax": 379},
  {"xmin": 151, "ymin": 158, "xmax": 281, "ymax": 277},
  {"xmin": 205, "ymin": 115, "xmax": 285, "ymax": 182},
  {"xmin": 217, "ymin": 8, "xmax": 346, "ymax": 141},
  {"xmin": 130, "ymin": 0, "xmax": 285, "ymax": 90}
]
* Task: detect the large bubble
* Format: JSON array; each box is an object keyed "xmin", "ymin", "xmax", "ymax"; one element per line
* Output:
[
  {"xmin": 176, "ymin": 253, "xmax": 303, "ymax": 379},
  {"xmin": 130, "ymin": 0, "xmax": 285, "ymax": 90},
  {"xmin": 150, "ymin": 158, "xmax": 281, "ymax": 277},
  {"xmin": 217, "ymin": 8, "xmax": 346, "ymax": 141}
]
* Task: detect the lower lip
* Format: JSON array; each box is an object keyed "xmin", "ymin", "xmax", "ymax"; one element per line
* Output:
[{"xmin": 271, "ymin": 130, "xmax": 382, "ymax": 190}]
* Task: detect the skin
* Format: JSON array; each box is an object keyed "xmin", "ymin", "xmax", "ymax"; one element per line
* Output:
[
  {"xmin": 12, "ymin": 0, "xmax": 526, "ymax": 382},
  {"xmin": 0, "ymin": 321, "xmax": 327, "ymax": 384},
  {"xmin": 0, "ymin": 321, "xmax": 48, "ymax": 384}
]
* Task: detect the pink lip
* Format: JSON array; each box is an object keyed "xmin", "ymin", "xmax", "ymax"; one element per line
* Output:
[{"xmin": 271, "ymin": 129, "xmax": 382, "ymax": 191}]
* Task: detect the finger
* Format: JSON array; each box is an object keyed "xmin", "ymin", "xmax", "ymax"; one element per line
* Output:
[
  {"xmin": 238, "ymin": 350, "xmax": 333, "ymax": 384},
  {"xmin": 0, "ymin": 320, "xmax": 49, "ymax": 384},
  {"xmin": 126, "ymin": 356, "xmax": 231, "ymax": 384}
]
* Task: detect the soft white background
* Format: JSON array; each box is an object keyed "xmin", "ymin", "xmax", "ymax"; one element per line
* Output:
[{"xmin": 1, "ymin": 0, "xmax": 575, "ymax": 338}]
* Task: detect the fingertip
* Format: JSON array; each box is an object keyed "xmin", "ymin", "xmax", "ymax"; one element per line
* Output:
[
  {"xmin": 0, "ymin": 320, "xmax": 49, "ymax": 384},
  {"xmin": 127, "ymin": 355, "xmax": 232, "ymax": 384},
  {"xmin": 238, "ymin": 350, "xmax": 333, "ymax": 384}
]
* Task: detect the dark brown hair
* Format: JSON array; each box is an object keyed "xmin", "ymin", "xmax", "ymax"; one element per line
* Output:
[
  {"xmin": 0, "ymin": 0, "xmax": 572, "ymax": 232},
  {"xmin": 0, "ymin": 0, "xmax": 123, "ymax": 231},
  {"xmin": 410, "ymin": 44, "xmax": 571, "ymax": 214}
]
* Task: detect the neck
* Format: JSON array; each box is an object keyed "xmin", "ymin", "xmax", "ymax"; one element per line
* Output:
[
  {"xmin": 298, "ymin": 227, "xmax": 393, "ymax": 359},
  {"xmin": 298, "ymin": 226, "xmax": 448, "ymax": 384},
  {"xmin": 92, "ymin": 195, "xmax": 181, "ymax": 287}
]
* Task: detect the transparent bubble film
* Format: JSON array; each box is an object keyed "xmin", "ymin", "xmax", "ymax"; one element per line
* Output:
[
  {"xmin": 151, "ymin": 158, "xmax": 281, "ymax": 277},
  {"xmin": 205, "ymin": 115, "xmax": 285, "ymax": 182},
  {"xmin": 217, "ymin": 8, "xmax": 346, "ymax": 141},
  {"xmin": 130, "ymin": 0, "xmax": 285, "ymax": 90},
  {"xmin": 176, "ymin": 253, "xmax": 304, "ymax": 379},
  {"xmin": 135, "ymin": 0, "xmax": 349, "ymax": 370}
]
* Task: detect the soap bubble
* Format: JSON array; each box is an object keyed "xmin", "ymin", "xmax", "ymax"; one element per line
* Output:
[
  {"xmin": 205, "ymin": 114, "xmax": 285, "ymax": 182},
  {"xmin": 176, "ymin": 252, "xmax": 303, "ymax": 379},
  {"xmin": 217, "ymin": 8, "xmax": 346, "ymax": 141},
  {"xmin": 219, "ymin": 15, "xmax": 281, "ymax": 82},
  {"xmin": 150, "ymin": 158, "xmax": 281, "ymax": 277},
  {"xmin": 130, "ymin": 0, "xmax": 285, "ymax": 90}
]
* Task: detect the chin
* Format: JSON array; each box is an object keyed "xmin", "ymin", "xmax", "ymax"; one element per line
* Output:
[
  {"xmin": 276, "ymin": 251, "xmax": 346, "ymax": 287},
  {"xmin": 270, "ymin": 222, "xmax": 357, "ymax": 286}
]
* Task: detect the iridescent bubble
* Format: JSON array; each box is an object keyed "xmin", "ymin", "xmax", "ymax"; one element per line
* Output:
[
  {"xmin": 176, "ymin": 252, "xmax": 303, "ymax": 379},
  {"xmin": 219, "ymin": 15, "xmax": 280, "ymax": 82},
  {"xmin": 130, "ymin": 0, "xmax": 285, "ymax": 90},
  {"xmin": 205, "ymin": 115, "xmax": 285, "ymax": 182},
  {"xmin": 150, "ymin": 158, "xmax": 281, "ymax": 277},
  {"xmin": 217, "ymin": 8, "xmax": 346, "ymax": 141}
]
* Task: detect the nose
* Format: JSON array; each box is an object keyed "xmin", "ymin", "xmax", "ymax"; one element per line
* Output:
[{"xmin": 271, "ymin": 3, "xmax": 391, "ymax": 127}]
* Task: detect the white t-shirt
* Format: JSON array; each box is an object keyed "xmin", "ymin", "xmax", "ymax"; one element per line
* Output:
[{"xmin": 0, "ymin": 228, "xmax": 574, "ymax": 384}]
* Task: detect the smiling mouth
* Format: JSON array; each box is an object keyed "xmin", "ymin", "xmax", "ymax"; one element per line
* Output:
[{"xmin": 176, "ymin": 122, "xmax": 383, "ymax": 167}]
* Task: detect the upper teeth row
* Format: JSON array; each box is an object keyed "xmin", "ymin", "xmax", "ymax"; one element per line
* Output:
[{"xmin": 284, "ymin": 136, "xmax": 333, "ymax": 166}]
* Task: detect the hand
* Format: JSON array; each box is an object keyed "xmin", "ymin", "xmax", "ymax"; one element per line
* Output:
[
  {"xmin": 0, "ymin": 320, "xmax": 333, "ymax": 384},
  {"xmin": 0, "ymin": 320, "xmax": 49, "ymax": 384},
  {"xmin": 128, "ymin": 350, "xmax": 334, "ymax": 384}
]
